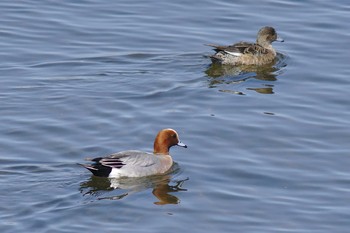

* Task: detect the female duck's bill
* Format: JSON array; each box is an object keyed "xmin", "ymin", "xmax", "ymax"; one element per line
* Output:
[
  {"xmin": 79, "ymin": 128, "xmax": 187, "ymax": 178},
  {"xmin": 207, "ymin": 26, "xmax": 284, "ymax": 66},
  {"xmin": 276, "ymin": 35, "xmax": 284, "ymax": 42}
]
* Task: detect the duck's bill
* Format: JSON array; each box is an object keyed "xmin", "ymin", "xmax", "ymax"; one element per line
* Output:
[
  {"xmin": 276, "ymin": 36, "xmax": 284, "ymax": 42},
  {"xmin": 177, "ymin": 141, "xmax": 188, "ymax": 148}
]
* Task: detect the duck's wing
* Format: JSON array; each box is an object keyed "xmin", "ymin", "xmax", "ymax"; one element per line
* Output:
[
  {"xmin": 110, "ymin": 151, "xmax": 157, "ymax": 167},
  {"xmin": 206, "ymin": 43, "xmax": 242, "ymax": 56},
  {"xmin": 207, "ymin": 42, "xmax": 253, "ymax": 56},
  {"xmin": 207, "ymin": 42, "xmax": 269, "ymax": 56},
  {"xmin": 235, "ymin": 42, "xmax": 269, "ymax": 55},
  {"xmin": 80, "ymin": 151, "xmax": 157, "ymax": 175}
]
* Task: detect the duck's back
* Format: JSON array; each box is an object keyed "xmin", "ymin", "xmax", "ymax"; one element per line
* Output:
[
  {"xmin": 89, "ymin": 150, "xmax": 173, "ymax": 178},
  {"xmin": 208, "ymin": 41, "xmax": 276, "ymax": 65}
]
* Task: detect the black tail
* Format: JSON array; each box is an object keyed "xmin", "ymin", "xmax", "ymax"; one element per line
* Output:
[
  {"xmin": 209, "ymin": 55, "xmax": 223, "ymax": 64},
  {"xmin": 78, "ymin": 163, "xmax": 112, "ymax": 177}
]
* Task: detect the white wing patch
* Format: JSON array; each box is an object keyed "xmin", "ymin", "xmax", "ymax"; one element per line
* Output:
[{"xmin": 225, "ymin": 51, "xmax": 242, "ymax": 57}]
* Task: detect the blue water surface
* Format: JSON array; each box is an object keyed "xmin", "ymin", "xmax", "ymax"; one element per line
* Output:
[{"xmin": 1, "ymin": 0, "xmax": 350, "ymax": 232}]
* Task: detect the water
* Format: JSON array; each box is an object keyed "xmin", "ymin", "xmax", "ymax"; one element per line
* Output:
[{"xmin": 1, "ymin": 0, "xmax": 350, "ymax": 232}]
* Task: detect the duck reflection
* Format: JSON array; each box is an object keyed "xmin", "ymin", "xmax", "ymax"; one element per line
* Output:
[
  {"xmin": 152, "ymin": 178, "xmax": 188, "ymax": 205},
  {"xmin": 205, "ymin": 53, "xmax": 287, "ymax": 95},
  {"xmin": 79, "ymin": 165, "xmax": 188, "ymax": 205}
]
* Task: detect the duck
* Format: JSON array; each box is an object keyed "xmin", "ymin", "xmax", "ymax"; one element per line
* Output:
[
  {"xmin": 79, "ymin": 128, "xmax": 187, "ymax": 178},
  {"xmin": 207, "ymin": 26, "xmax": 284, "ymax": 66}
]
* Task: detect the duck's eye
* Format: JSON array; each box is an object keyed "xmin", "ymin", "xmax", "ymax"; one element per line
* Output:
[{"xmin": 172, "ymin": 134, "xmax": 177, "ymax": 138}]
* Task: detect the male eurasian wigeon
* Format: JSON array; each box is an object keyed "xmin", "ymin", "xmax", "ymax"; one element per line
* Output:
[
  {"xmin": 79, "ymin": 128, "xmax": 187, "ymax": 178},
  {"xmin": 207, "ymin": 26, "xmax": 284, "ymax": 65}
]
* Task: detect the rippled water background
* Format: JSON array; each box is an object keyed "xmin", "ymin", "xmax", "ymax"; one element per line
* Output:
[{"xmin": 1, "ymin": 0, "xmax": 350, "ymax": 232}]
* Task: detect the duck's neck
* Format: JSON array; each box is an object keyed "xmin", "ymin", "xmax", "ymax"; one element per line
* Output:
[
  {"xmin": 265, "ymin": 44, "xmax": 276, "ymax": 55},
  {"xmin": 153, "ymin": 141, "xmax": 170, "ymax": 155},
  {"xmin": 257, "ymin": 41, "xmax": 276, "ymax": 55}
]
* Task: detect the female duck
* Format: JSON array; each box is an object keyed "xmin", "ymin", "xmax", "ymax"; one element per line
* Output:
[
  {"xmin": 79, "ymin": 128, "xmax": 187, "ymax": 178},
  {"xmin": 207, "ymin": 26, "xmax": 284, "ymax": 66}
]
